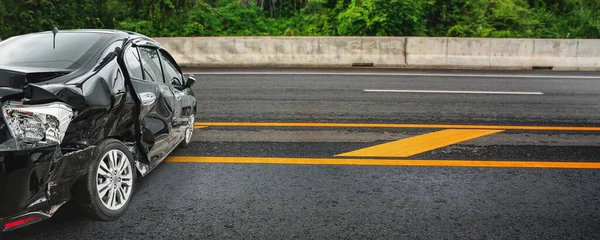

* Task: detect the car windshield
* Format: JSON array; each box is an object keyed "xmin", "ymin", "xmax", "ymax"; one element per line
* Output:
[{"xmin": 0, "ymin": 32, "xmax": 110, "ymax": 69}]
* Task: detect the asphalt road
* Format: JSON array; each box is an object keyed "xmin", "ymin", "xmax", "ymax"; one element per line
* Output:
[
  {"xmin": 188, "ymin": 67, "xmax": 600, "ymax": 125},
  {"xmin": 4, "ymin": 68, "xmax": 600, "ymax": 239}
]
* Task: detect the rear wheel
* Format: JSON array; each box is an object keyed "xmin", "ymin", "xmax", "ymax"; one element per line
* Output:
[{"xmin": 74, "ymin": 138, "xmax": 137, "ymax": 221}]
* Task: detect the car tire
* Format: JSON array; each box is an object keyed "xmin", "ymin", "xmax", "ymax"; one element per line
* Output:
[
  {"xmin": 178, "ymin": 112, "xmax": 195, "ymax": 148},
  {"xmin": 73, "ymin": 138, "xmax": 137, "ymax": 221}
]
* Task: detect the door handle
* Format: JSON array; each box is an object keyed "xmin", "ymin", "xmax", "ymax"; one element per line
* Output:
[
  {"xmin": 158, "ymin": 85, "xmax": 170, "ymax": 94},
  {"xmin": 139, "ymin": 92, "xmax": 156, "ymax": 106}
]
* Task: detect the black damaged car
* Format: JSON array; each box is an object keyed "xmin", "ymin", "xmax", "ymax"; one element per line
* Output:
[{"xmin": 0, "ymin": 29, "xmax": 197, "ymax": 231}]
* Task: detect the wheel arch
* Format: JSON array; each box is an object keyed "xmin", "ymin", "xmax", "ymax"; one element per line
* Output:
[{"xmin": 100, "ymin": 136, "xmax": 148, "ymax": 178}]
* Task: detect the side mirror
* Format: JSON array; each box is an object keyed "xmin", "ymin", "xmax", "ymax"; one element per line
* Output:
[{"xmin": 185, "ymin": 75, "xmax": 196, "ymax": 88}]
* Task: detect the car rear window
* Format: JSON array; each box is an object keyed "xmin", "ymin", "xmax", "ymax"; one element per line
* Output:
[{"xmin": 0, "ymin": 32, "xmax": 110, "ymax": 69}]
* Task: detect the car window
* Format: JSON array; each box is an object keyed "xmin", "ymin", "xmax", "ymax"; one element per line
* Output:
[
  {"xmin": 94, "ymin": 40, "xmax": 123, "ymax": 71},
  {"xmin": 0, "ymin": 32, "xmax": 110, "ymax": 69},
  {"xmin": 124, "ymin": 46, "xmax": 143, "ymax": 80},
  {"xmin": 159, "ymin": 51, "xmax": 183, "ymax": 86},
  {"xmin": 138, "ymin": 48, "xmax": 163, "ymax": 83}
]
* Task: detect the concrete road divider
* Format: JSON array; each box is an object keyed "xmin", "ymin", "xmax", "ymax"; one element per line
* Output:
[
  {"xmin": 576, "ymin": 39, "xmax": 600, "ymax": 70},
  {"xmin": 156, "ymin": 37, "xmax": 406, "ymax": 68},
  {"xmin": 448, "ymin": 38, "xmax": 491, "ymax": 68},
  {"xmin": 533, "ymin": 39, "xmax": 578, "ymax": 70},
  {"xmin": 156, "ymin": 37, "xmax": 600, "ymax": 71},
  {"xmin": 490, "ymin": 39, "xmax": 535, "ymax": 69},
  {"xmin": 405, "ymin": 37, "xmax": 447, "ymax": 67}
]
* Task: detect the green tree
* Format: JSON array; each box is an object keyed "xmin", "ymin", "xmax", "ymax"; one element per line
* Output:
[{"xmin": 0, "ymin": 0, "xmax": 598, "ymax": 39}]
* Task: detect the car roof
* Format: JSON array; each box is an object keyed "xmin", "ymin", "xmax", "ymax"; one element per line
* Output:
[
  {"xmin": 16, "ymin": 29, "xmax": 161, "ymax": 47},
  {"xmin": 20, "ymin": 29, "xmax": 120, "ymax": 36}
]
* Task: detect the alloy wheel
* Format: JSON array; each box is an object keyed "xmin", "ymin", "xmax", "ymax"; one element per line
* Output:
[
  {"xmin": 185, "ymin": 114, "xmax": 194, "ymax": 143},
  {"xmin": 95, "ymin": 149, "xmax": 133, "ymax": 211}
]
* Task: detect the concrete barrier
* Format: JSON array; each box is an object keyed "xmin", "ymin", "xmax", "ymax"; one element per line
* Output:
[
  {"xmin": 533, "ymin": 39, "xmax": 578, "ymax": 70},
  {"xmin": 576, "ymin": 40, "xmax": 600, "ymax": 70},
  {"xmin": 156, "ymin": 36, "xmax": 600, "ymax": 70},
  {"xmin": 405, "ymin": 37, "xmax": 447, "ymax": 67},
  {"xmin": 447, "ymin": 38, "xmax": 491, "ymax": 68},
  {"xmin": 407, "ymin": 38, "xmax": 536, "ymax": 70},
  {"xmin": 156, "ymin": 37, "xmax": 406, "ymax": 68},
  {"xmin": 489, "ymin": 39, "xmax": 534, "ymax": 69}
]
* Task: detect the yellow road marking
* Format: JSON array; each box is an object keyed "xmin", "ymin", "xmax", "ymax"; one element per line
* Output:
[
  {"xmin": 336, "ymin": 129, "xmax": 503, "ymax": 157},
  {"xmin": 194, "ymin": 126, "xmax": 208, "ymax": 129},
  {"xmin": 195, "ymin": 122, "xmax": 600, "ymax": 131},
  {"xmin": 165, "ymin": 156, "xmax": 600, "ymax": 169}
]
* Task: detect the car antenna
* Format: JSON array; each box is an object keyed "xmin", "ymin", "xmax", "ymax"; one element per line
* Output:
[{"xmin": 51, "ymin": 22, "xmax": 59, "ymax": 49}]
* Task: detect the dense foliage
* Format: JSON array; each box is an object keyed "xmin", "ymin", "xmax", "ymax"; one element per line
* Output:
[{"xmin": 0, "ymin": 0, "xmax": 598, "ymax": 39}]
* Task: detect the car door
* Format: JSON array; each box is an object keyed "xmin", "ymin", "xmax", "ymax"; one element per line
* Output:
[
  {"xmin": 123, "ymin": 45, "xmax": 176, "ymax": 166},
  {"xmin": 157, "ymin": 50, "xmax": 187, "ymax": 140}
]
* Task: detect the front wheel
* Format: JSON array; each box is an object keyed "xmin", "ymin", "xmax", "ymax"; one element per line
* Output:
[
  {"xmin": 74, "ymin": 138, "xmax": 137, "ymax": 221},
  {"xmin": 179, "ymin": 113, "xmax": 195, "ymax": 148}
]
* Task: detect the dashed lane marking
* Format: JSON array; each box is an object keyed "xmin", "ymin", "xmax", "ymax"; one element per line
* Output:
[{"xmin": 364, "ymin": 89, "xmax": 544, "ymax": 95}]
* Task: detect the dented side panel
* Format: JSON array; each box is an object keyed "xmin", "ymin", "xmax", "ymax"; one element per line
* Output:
[
  {"xmin": 46, "ymin": 146, "xmax": 97, "ymax": 206},
  {"xmin": 64, "ymin": 60, "xmax": 138, "ymax": 146}
]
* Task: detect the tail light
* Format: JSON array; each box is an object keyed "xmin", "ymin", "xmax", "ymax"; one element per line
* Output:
[{"xmin": 3, "ymin": 215, "xmax": 42, "ymax": 231}]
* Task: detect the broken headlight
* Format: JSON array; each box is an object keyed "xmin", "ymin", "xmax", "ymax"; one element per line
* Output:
[{"xmin": 2, "ymin": 102, "xmax": 73, "ymax": 145}]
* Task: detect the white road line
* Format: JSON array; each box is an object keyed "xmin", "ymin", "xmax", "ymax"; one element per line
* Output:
[
  {"xmin": 364, "ymin": 89, "xmax": 544, "ymax": 95},
  {"xmin": 185, "ymin": 71, "xmax": 600, "ymax": 79}
]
